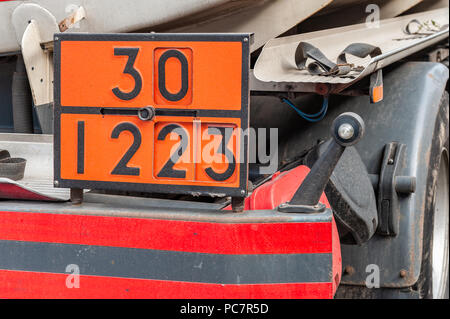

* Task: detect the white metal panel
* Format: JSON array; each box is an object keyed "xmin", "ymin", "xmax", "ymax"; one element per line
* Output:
[
  {"xmin": 254, "ymin": 8, "xmax": 449, "ymax": 85},
  {"xmin": 0, "ymin": 0, "xmax": 250, "ymax": 54},
  {"xmin": 298, "ymin": 0, "xmax": 425, "ymax": 33},
  {"xmin": 168, "ymin": 0, "xmax": 334, "ymax": 51},
  {"xmin": 21, "ymin": 20, "xmax": 54, "ymax": 107},
  {"xmin": 0, "ymin": 1, "xmax": 21, "ymax": 54}
]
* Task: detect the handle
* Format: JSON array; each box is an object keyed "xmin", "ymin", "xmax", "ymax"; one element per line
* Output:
[{"xmin": 289, "ymin": 112, "xmax": 365, "ymax": 206}]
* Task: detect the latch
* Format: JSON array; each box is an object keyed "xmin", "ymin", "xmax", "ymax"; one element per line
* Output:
[{"xmin": 370, "ymin": 142, "xmax": 416, "ymax": 236}]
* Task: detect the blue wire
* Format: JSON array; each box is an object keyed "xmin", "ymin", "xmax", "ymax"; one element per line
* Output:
[
  {"xmin": 282, "ymin": 97, "xmax": 328, "ymax": 122},
  {"xmin": 282, "ymin": 96, "xmax": 329, "ymax": 122}
]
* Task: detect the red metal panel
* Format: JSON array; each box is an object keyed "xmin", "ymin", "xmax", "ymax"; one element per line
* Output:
[
  {"xmin": 225, "ymin": 165, "xmax": 330, "ymax": 210},
  {"xmin": 225, "ymin": 165, "xmax": 341, "ymax": 295},
  {"xmin": 0, "ymin": 270, "xmax": 333, "ymax": 299},
  {"xmin": 0, "ymin": 183, "xmax": 55, "ymax": 201},
  {"xmin": 0, "ymin": 211, "xmax": 331, "ymax": 255},
  {"xmin": 0, "ymin": 165, "xmax": 341, "ymax": 298}
]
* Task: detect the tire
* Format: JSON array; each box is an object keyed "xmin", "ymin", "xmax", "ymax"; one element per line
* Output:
[{"xmin": 414, "ymin": 91, "xmax": 449, "ymax": 299}]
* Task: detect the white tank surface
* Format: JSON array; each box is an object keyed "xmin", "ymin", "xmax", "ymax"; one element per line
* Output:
[
  {"xmin": 0, "ymin": 0, "xmax": 266, "ymax": 54},
  {"xmin": 3, "ymin": 0, "xmax": 447, "ymax": 55},
  {"xmin": 298, "ymin": 0, "xmax": 449, "ymax": 32}
]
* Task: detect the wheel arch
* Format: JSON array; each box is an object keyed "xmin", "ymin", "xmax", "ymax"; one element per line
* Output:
[{"xmin": 277, "ymin": 61, "xmax": 449, "ymax": 289}]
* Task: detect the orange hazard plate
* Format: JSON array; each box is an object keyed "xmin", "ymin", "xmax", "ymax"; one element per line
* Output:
[{"xmin": 54, "ymin": 33, "xmax": 250, "ymax": 197}]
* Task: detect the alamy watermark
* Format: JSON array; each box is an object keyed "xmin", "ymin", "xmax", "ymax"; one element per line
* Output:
[
  {"xmin": 365, "ymin": 264, "xmax": 380, "ymax": 288},
  {"xmin": 65, "ymin": 264, "xmax": 80, "ymax": 289},
  {"xmin": 365, "ymin": 4, "xmax": 380, "ymax": 29},
  {"xmin": 165, "ymin": 125, "xmax": 279, "ymax": 175}
]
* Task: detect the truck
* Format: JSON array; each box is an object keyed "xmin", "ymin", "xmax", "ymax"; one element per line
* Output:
[{"xmin": 0, "ymin": 0, "xmax": 448, "ymax": 299}]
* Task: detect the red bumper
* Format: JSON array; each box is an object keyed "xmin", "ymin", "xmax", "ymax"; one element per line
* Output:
[{"xmin": 0, "ymin": 166, "xmax": 341, "ymax": 298}]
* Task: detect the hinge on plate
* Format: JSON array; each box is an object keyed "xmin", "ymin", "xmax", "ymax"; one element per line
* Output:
[{"xmin": 371, "ymin": 142, "xmax": 416, "ymax": 236}]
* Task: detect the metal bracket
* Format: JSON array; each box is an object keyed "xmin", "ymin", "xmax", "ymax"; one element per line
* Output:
[
  {"xmin": 12, "ymin": 3, "xmax": 59, "ymax": 46},
  {"xmin": 373, "ymin": 142, "xmax": 416, "ymax": 236},
  {"xmin": 58, "ymin": 6, "xmax": 86, "ymax": 32},
  {"xmin": 250, "ymin": 70, "xmax": 335, "ymax": 95},
  {"xmin": 278, "ymin": 202, "xmax": 326, "ymax": 213},
  {"xmin": 231, "ymin": 197, "xmax": 245, "ymax": 213},
  {"xmin": 70, "ymin": 188, "xmax": 84, "ymax": 205},
  {"xmin": 20, "ymin": 20, "xmax": 54, "ymax": 106},
  {"xmin": 20, "ymin": 20, "xmax": 54, "ymax": 134},
  {"xmin": 12, "ymin": 3, "xmax": 58, "ymax": 134}
]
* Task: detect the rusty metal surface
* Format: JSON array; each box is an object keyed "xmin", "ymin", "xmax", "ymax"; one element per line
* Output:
[{"xmin": 58, "ymin": 6, "xmax": 85, "ymax": 32}]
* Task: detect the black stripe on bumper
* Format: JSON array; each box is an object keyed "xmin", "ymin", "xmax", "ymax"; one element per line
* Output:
[{"xmin": 0, "ymin": 240, "xmax": 331, "ymax": 284}]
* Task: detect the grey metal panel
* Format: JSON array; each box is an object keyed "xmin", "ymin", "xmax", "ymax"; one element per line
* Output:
[
  {"xmin": 278, "ymin": 61, "xmax": 449, "ymax": 287},
  {"xmin": 0, "ymin": 58, "xmax": 42, "ymax": 133},
  {"xmin": 0, "ymin": 199, "xmax": 333, "ymax": 224},
  {"xmin": 0, "ymin": 58, "xmax": 15, "ymax": 132},
  {"xmin": 339, "ymin": 62, "xmax": 448, "ymax": 288}
]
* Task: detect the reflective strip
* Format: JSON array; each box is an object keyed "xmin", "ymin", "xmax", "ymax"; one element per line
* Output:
[{"xmin": 0, "ymin": 240, "xmax": 332, "ymax": 284}]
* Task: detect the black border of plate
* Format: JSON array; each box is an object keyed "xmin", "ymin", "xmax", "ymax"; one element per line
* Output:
[{"xmin": 53, "ymin": 33, "xmax": 250, "ymax": 197}]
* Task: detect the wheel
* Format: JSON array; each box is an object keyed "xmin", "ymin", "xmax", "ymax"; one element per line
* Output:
[
  {"xmin": 415, "ymin": 91, "xmax": 449, "ymax": 299},
  {"xmin": 432, "ymin": 146, "xmax": 449, "ymax": 298}
]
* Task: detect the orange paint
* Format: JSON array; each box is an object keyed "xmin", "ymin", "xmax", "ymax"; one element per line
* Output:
[
  {"xmin": 60, "ymin": 41, "xmax": 242, "ymax": 110},
  {"xmin": 371, "ymin": 85, "xmax": 383, "ymax": 103},
  {"xmin": 60, "ymin": 114, "xmax": 241, "ymax": 188},
  {"xmin": 56, "ymin": 36, "xmax": 248, "ymax": 194}
]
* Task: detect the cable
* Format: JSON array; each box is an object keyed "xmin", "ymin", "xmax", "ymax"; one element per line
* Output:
[{"xmin": 282, "ymin": 96, "xmax": 329, "ymax": 122}]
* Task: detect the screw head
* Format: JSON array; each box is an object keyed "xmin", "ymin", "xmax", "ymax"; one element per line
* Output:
[
  {"xmin": 54, "ymin": 180, "xmax": 59, "ymax": 186},
  {"xmin": 332, "ymin": 112, "xmax": 365, "ymax": 147},
  {"xmin": 344, "ymin": 265, "xmax": 355, "ymax": 275},
  {"xmin": 138, "ymin": 106, "xmax": 155, "ymax": 121},
  {"xmin": 399, "ymin": 269, "xmax": 407, "ymax": 278},
  {"xmin": 337, "ymin": 123, "xmax": 355, "ymax": 140}
]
